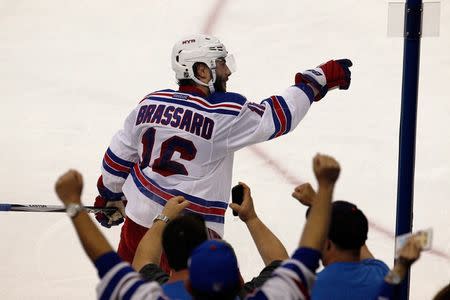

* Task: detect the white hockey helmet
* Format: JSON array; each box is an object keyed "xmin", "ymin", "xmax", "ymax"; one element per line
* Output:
[{"xmin": 171, "ymin": 34, "xmax": 235, "ymax": 93}]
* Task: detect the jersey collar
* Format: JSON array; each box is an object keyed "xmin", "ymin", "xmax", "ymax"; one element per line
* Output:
[{"xmin": 178, "ymin": 85, "xmax": 208, "ymax": 98}]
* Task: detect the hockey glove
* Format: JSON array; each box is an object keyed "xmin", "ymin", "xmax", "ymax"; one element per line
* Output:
[
  {"xmin": 94, "ymin": 196, "xmax": 127, "ymax": 228},
  {"xmin": 295, "ymin": 59, "xmax": 352, "ymax": 101}
]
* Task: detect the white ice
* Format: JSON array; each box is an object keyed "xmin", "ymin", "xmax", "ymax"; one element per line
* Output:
[{"xmin": 0, "ymin": 0, "xmax": 449, "ymax": 299}]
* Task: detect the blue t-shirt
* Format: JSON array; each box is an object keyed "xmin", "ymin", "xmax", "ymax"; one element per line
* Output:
[
  {"xmin": 311, "ymin": 259, "xmax": 389, "ymax": 300},
  {"xmin": 162, "ymin": 280, "xmax": 192, "ymax": 300}
]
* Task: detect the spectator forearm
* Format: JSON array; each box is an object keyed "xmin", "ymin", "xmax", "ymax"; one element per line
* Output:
[
  {"xmin": 132, "ymin": 222, "xmax": 165, "ymax": 271},
  {"xmin": 299, "ymin": 183, "xmax": 334, "ymax": 250},
  {"xmin": 71, "ymin": 211, "xmax": 114, "ymax": 262},
  {"xmin": 245, "ymin": 216, "xmax": 289, "ymax": 265}
]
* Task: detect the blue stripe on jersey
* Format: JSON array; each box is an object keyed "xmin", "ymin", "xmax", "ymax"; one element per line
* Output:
[
  {"xmin": 130, "ymin": 167, "xmax": 226, "ymax": 223},
  {"xmin": 107, "ymin": 148, "xmax": 135, "ymax": 168},
  {"xmin": 264, "ymin": 95, "xmax": 292, "ymax": 139},
  {"xmin": 294, "ymin": 83, "xmax": 315, "ymax": 104},
  {"xmin": 277, "ymin": 95, "xmax": 292, "ymax": 133},
  {"xmin": 100, "ymin": 265, "xmax": 136, "ymax": 300},
  {"xmin": 94, "ymin": 252, "xmax": 122, "ymax": 279},
  {"xmin": 123, "ymin": 280, "xmax": 145, "ymax": 300},
  {"xmin": 261, "ymin": 98, "xmax": 281, "ymax": 139},
  {"xmin": 103, "ymin": 160, "xmax": 129, "ymax": 179},
  {"xmin": 145, "ymin": 95, "xmax": 240, "ymax": 116},
  {"xmin": 98, "ymin": 179, "xmax": 124, "ymax": 200}
]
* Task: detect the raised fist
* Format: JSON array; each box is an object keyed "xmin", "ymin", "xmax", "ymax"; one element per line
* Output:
[
  {"xmin": 55, "ymin": 169, "xmax": 83, "ymax": 205},
  {"xmin": 292, "ymin": 182, "xmax": 317, "ymax": 207},
  {"xmin": 313, "ymin": 154, "xmax": 340, "ymax": 185}
]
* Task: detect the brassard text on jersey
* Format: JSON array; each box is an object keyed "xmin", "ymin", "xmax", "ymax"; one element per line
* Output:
[{"xmin": 135, "ymin": 104, "xmax": 214, "ymax": 140}]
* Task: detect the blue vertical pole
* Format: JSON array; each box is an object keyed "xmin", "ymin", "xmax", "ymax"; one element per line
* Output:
[{"xmin": 395, "ymin": 0, "xmax": 422, "ymax": 299}]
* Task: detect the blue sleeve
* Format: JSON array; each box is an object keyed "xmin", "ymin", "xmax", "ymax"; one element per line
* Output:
[
  {"xmin": 292, "ymin": 247, "xmax": 321, "ymax": 272},
  {"xmin": 375, "ymin": 280, "xmax": 395, "ymax": 300},
  {"xmin": 94, "ymin": 251, "xmax": 123, "ymax": 278}
]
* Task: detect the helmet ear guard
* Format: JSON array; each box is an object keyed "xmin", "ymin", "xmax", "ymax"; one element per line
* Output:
[{"xmin": 171, "ymin": 34, "xmax": 234, "ymax": 93}]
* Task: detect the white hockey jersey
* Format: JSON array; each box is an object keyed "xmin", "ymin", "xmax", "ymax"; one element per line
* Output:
[{"xmin": 99, "ymin": 84, "xmax": 314, "ymax": 236}]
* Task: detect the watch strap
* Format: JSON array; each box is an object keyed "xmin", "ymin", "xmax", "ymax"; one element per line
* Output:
[
  {"xmin": 153, "ymin": 214, "xmax": 170, "ymax": 224},
  {"xmin": 66, "ymin": 203, "xmax": 84, "ymax": 218}
]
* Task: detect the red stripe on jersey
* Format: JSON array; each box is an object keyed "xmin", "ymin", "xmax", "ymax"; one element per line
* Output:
[
  {"xmin": 271, "ymin": 96, "xmax": 288, "ymax": 137},
  {"xmin": 151, "ymin": 92, "xmax": 242, "ymax": 110},
  {"xmin": 104, "ymin": 153, "xmax": 131, "ymax": 173},
  {"xmin": 133, "ymin": 165, "xmax": 225, "ymax": 216}
]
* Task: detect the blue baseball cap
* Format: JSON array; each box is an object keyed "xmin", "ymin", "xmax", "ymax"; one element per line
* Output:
[{"xmin": 188, "ymin": 240, "xmax": 241, "ymax": 294}]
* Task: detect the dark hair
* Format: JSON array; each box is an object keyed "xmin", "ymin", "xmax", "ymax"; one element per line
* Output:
[
  {"xmin": 328, "ymin": 201, "xmax": 368, "ymax": 250},
  {"xmin": 177, "ymin": 62, "xmax": 206, "ymax": 87},
  {"xmin": 162, "ymin": 214, "xmax": 208, "ymax": 271}
]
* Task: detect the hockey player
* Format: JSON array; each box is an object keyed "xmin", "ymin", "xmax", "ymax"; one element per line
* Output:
[{"xmin": 94, "ymin": 34, "xmax": 353, "ymax": 264}]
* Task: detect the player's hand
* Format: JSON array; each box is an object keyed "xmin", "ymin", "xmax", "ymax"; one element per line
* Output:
[
  {"xmin": 229, "ymin": 182, "xmax": 257, "ymax": 223},
  {"xmin": 313, "ymin": 154, "xmax": 340, "ymax": 186},
  {"xmin": 292, "ymin": 182, "xmax": 317, "ymax": 207},
  {"xmin": 161, "ymin": 196, "xmax": 189, "ymax": 220},
  {"xmin": 94, "ymin": 196, "xmax": 127, "ymax": 228},
  {"xmin": 295, "ymin": 59, "xmax": 352, "ymax": 101},
  {"xmin": 55, "ymin": 169, "xmax": 83, "ymax": 205}
]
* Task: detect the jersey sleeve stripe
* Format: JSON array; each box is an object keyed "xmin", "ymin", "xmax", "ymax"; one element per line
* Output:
[
  {"xmin": 106, "ymin": 148, "xmax": 135, "ymax": 168},
  {"xmin": 122, "ymin": 279, "xmax": 145, "ymax": 300},
  {"xmin": 103, "ymin": 160, "xmax": 129, "ymax": 179},
  {"xmin": 262, "ymin": 95, "xmax": 293, "ymax": 139},
  {"xmin": 271, "ymin": 96, "xmax": 288, "ymax": 138},
  {"xmin": 97, "ymin": 176, "xmax": 124, "ymax": 200},
  {"xmin": 99, "ymin": 264, "xmax": 136, "ymax": 300},
  {"xmin": 104, "ymin": 152, "xmax": 132, "ymax": 173},
  {"xmin": 274, "ymin": 95, "xmax": 292, "ymax": 134},
  {"xmin": 131, "ymin": 165, "xmax": 226, "ymax": 223}
]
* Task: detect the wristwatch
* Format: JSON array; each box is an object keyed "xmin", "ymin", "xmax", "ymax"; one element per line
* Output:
[
  {"xmin": 66, "ymin": 203, "xmax": 84, "ymax": 218},
  {"xmin": 153, "ymin": 214, "xmax": 170, "ymax": 224}
]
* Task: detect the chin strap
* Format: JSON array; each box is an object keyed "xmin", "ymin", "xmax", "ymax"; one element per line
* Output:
[{"xmin": 190, "ymin": 61, "xmax": 217, "ymax": 94}]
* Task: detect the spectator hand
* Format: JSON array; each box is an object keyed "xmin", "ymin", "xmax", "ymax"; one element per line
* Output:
[
  {"xmin": 313, "ymin": 154, "xmax": 340, "ymax": 186},
  {"xmin": 292, "ymin": 182, "xmax": 317, "ymax": 207},
  {"xmin": 397, "ymin": 235, "xmax": 423, "ymax": 268},
  {"xmin": 55, "ymin": 169, "xmax": 83, "ymax": 205},
  {"xmin": 94, "ymin": 196, "xmax": 127, "ymax": 228},
  {"xmin": 161, "ymin": 196, "xmax": 189, "ymax": 220},
  {"xmin": 229, "ymin": 182, "xmax": 257, "ymax": 222},
  {"xmin": 295, "ymin": 59, "xmax": 352, "ymax": 101},
  {"xmin": 389, "ymin": 235, "xmax": 424, "ymax": 282}
]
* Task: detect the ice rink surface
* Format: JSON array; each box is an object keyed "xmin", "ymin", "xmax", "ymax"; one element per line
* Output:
[{"xmin": 0, "ymin": 0, "xmax": 449, "ymax": 299}]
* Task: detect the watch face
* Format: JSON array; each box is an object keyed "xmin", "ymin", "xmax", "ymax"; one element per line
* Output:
[{"xmin": 67, "ymin": 204, "xmax": 81, "ymax": 218}]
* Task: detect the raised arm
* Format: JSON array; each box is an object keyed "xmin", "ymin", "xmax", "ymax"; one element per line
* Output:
[
  {"xmin": 299, "ymin": 154, "xmax": 340, "ymax": 250},
  {"xmin": 229, "ymin": 182, "xmax": 289, "ymax": 265},
  {"xmin": 132, "ymin": 196, "xmax": 189, "ymax": 271},
  {"xmin": 293, "ymin": 182, "xmax": 375, "ymax": 259},
  {"xmin": 54, "ymin": 170, "xmax": 113, "ymax": 262}
]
